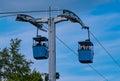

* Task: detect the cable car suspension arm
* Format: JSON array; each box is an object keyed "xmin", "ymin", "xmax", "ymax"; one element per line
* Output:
[{"xmin": 58, "ymin": 10, "xmax": 90, "ymax": 40}]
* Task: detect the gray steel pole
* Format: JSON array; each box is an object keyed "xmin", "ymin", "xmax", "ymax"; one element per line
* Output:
[
  {"xmin": 35, "ymin": 16, "xmax": 67, "ymax": 81},
  {"xmin": 48, "ymin": 17, "xmax": 56, "ymax": 81}
]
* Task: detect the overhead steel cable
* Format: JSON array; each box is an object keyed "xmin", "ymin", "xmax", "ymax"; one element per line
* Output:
[
  {"xmin": 88, "ymin": 64, "xmax": 108, "ymax": 81},
  {"xmin": 0, "ymin": 14, "xmax": 17, "ymax": 18},
  {"xmin": 90, "ymin": 31, "xmax": 120, "ymax": 69},
  {"xmin": 0, "ymin": 9, "xmax": 63, "ymax": 15},
  {"xmin": 0, "ymin": 9, "xmax": 63, "ymax": 18},
  {"xmin": 56, "ymin": 36, "xmax": 78, "ymax": 55},
  {"xmin": 43, "ymin": 25, "xmax": 77, "ymax": 55}
]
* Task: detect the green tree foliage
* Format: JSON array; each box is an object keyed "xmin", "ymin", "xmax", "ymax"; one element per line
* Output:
[
  {"xmin": 7, "ymin": 70, "xmax": 43, "ymax": 81},
  {"xmin": 0, "ymin": 38, "xmax": 43, "ymax": 81}
]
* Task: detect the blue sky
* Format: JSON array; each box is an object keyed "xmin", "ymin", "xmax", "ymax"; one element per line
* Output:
[{"xmin": 0, "ymin": 0, "xmax": 120, "ymax": 81}]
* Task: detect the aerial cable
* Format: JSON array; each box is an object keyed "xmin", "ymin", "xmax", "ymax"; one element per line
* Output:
[
  {"xmin": 0, "ymin": 9, "xmax": 63, "ymax": 15},
  {"xmin": 90, "ymin": 31, "xmax": 120, "ymax": 69},
  {"xmin": 88, "ymin": 64, "xmax": 108, "ymax": 81},
  {"xmin": 0, "ymin": 9, "xmax": 63, "ymax": 18},
  {"xmin": 0, "ymin": 14, "xmax": 17, "ymax": 18},
  {"xmin": 56, "ymin": 36, "xmax": 78, "ymax": 55}
]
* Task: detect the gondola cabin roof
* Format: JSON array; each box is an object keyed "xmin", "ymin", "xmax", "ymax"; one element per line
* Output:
[
  {"xmin": 33, "ymin": 36, "xmax": 48, "ymax": 42},
  {"xmin": 78, "ymin": 41, "xmax": 93, "ymax": 46}
]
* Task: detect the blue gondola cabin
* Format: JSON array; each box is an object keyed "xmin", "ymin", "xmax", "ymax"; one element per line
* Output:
[
  {"xmin": 78, "ymin": 40, "xmax": 94, "ymax": 63},
  {"xmin": 32, "ymin": 35, "xmax": 48, "ymax": 60}
]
